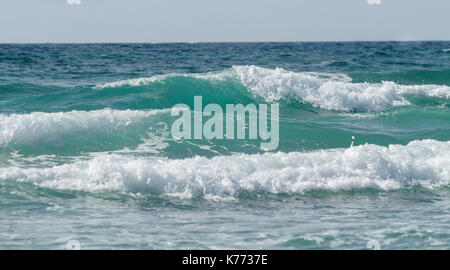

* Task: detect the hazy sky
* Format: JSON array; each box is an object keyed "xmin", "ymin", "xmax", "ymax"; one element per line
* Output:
[{"xmin": 1, "ymin": 0, "xmax": 450, "ymax": 43}]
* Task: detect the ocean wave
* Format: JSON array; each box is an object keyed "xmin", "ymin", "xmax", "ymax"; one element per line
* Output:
[
  {"xmin": 0, "ymin": 108, "xmax": 169, "ymax": 145},
  {"xmin": 1, "ymin": 140, "xmax": 448, "ymax": 199},
  {"xmin": 233, "ymin": 66, "xmax": 450, "ymax": 111},
  {"xmin": 95, "ymin": 66, "xmax": 450, "ymax": 112},
  {"xmin": 94, "ymin": 71, "xmax": 234, "ymax": 89},
  {"xmin": 351, "ymin": 69, "xmax": 450, "ymax": 86}
]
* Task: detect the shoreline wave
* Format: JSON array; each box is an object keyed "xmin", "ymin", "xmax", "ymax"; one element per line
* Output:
[{"xmin": 1, "ymin": 139, "xmax": 448, "ymax": 199}]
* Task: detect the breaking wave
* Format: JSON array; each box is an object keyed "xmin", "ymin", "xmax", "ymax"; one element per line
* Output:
[
  {"xmin": 0, "ymin": 108, "xmax": 169, "ymax": 146},
  {"xmin": 96, "ymin": 65, "xmax": 450, "ymax": 112},
  {"xmin": 1, "ymin": 139, "xmax": 448, "ymax": 199}
]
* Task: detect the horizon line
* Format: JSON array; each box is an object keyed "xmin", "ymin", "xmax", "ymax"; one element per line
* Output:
[{"xmin": 1, "ymin": 40, "xmax": 450, "ymax": 45}]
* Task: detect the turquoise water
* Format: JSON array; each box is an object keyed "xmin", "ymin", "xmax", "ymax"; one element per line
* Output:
[{"xmin": 0, "ymin": 42, "xmax": 449, "ymax": 249}]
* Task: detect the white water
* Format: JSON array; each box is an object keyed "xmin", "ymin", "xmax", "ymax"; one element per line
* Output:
[
  {"xmin": 95, "ymin": 65, "xmax": 450, "ymax": 112},
  {"xmin": 1, "ymin": 139, "xmax": 449, "ymax": 199},
  {"xmin": 0, "ymin": 108, "xmax": 169, "ymax": 145}
]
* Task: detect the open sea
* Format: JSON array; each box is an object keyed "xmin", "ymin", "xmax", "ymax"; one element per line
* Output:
[{"xmin": 0, "ymin": 42, "xmax": 449, "ymax": 249}]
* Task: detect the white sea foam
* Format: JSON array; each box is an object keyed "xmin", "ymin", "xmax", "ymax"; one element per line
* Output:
[
  {"xmin": 94, "ymin": 71, "xmax": 231, "ymax": 89},
  {"xmin": 95, "ymin": 66, "xmax": 450, "ymax": 112},
  {"xmin": 0, "ymin": 108, "xmax": 169, "ymax": 145},
  {"xmin": 232, "ymin": 65, "xmax": 450, "ymax": 111},
  {"xmin": 95, "ymin": 75, "xmax": 167, "ymax": 89},
  {"xmin": 1, "ymin": 140, "xmax": 448, "ymax": 198}
]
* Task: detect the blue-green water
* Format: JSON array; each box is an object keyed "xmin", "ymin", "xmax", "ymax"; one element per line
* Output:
[{"xmin": 1, "ymin": 42, "xmax": 449, "ymax": 249}]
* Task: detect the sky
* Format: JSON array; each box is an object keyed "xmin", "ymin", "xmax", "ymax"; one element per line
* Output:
[{"xmin": 1, "ymin": 0, "xmax": 450, "ymax": 43}]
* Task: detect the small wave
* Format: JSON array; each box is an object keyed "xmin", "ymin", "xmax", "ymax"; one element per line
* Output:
[
  {"xmin": 96, "ymin": 66, "xmax": 450, "ymax": 112},
  {"xmin": 1, "ymin": 140, "xmax": 448, "ymax": 199},
  {"xmin": 0, "ymin": 108, "xmax": 169, "ymax": 145},
  {"xmin": 94, "ymin": 71, "xmax": 233, "ymax": 89}
]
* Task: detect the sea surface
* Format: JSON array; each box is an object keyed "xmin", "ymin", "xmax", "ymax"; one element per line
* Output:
[{"xmin": 0, "ymin": 42, "xmax": 449, "ymax": 249}]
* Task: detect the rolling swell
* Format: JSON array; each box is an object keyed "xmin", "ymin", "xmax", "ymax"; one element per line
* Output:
[
  {"xmin": 2, "ymin": 66, "xmax": 449, "ymax": 114},
  {"xmin": 1, "ymin": 66, "xmax": 449, "ymax": 158},
  {"xmin": 94, "ymin": 65, "xmax": 450, "ymax": 112}
]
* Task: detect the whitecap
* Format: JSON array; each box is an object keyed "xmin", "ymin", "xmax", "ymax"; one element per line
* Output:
[{"xmin": 1, "ymin": 139, "xmax": 448, "ymax": 199}]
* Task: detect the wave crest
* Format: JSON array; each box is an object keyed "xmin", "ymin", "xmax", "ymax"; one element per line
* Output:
[
  {"xmin": 96, "ymin": 66, "xmax": 450, "ymax": 112},
  {"xmin": 0, "ymin": 108, "xmax": 169, "ymax": 145},
  {"xmin": 1, "ymin": 140, "xmax": 448, "ymax": 199}
]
